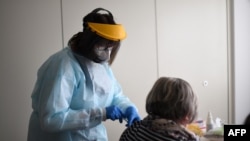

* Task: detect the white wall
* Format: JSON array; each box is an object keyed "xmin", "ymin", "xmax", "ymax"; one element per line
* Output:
[
  {"xmin": 0, "ymin": 0, "xmax": 62, "ymax": 141},
  {"xmin": 156, "ymin": 0, "xmax": 228, "ymax": 123},
  {"xmin": 233, "ymin": 0, "xmax": 250, "ymax": 124}
]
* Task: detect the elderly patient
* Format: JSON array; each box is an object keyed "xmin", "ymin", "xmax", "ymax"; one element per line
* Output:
[{"xmin": 119, "ymin": 76, "xmax": 199, "ymax": 141}]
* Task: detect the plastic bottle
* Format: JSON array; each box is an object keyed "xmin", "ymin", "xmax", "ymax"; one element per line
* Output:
[{"xmin": 206, "ymin": 111, "xmax": 214, "ymax": 132}]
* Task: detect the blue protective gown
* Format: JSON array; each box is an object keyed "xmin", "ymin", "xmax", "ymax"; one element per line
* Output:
[{"xmin": 27, "ymin": 47, "xmax": 135, "ymax": 141}]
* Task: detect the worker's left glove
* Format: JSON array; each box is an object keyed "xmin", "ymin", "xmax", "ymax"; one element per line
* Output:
[{"xmin": 124, "ymin": 106, "xmax": 141, "ymax": 127}]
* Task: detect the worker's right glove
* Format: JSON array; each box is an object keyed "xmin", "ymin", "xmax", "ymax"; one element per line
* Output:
[
  {"xmin": 124, "ymin": 106, "xmax": 141, "ymax": 127},
  {"xmin": 105, "ymin": 105, "xmax": 123, "ymax": 123}
]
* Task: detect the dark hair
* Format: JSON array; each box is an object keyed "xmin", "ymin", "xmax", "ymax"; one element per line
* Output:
[
  {"xmin": 68, "ymin": 8, "xmax": 120, "ymax": 65},
  {"xmin": 244, "ymin": 113, "xmax": 250, "ymax": 125},
  {"xmin": 146, "ymin": 77, "xmax": 198, "ymax": 124}
]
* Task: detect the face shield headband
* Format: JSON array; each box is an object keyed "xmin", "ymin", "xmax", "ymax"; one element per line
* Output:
[{"xmin": 88, "ymin": 22, "xmax": 127, "ymax": 41}]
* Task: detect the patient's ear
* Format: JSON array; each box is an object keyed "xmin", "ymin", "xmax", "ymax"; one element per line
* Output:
[{"xmin": 179, "ymin": 116, "xmax": 190, "ymax": 126}]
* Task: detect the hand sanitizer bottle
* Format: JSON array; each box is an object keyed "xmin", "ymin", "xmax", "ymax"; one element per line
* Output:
[{"xmin": 206, "ymin": 111, "xmax": 214, "ymax": 132}]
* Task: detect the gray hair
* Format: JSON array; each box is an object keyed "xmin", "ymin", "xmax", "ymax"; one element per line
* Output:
[{"xmin": 146, "ymin": 77, "xmax": 198, "ymax": 123}]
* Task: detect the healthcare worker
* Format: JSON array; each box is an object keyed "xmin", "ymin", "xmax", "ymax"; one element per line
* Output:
[{"xmin": 27, "ymin": 8, "xmax": 141, "ymax": 141}]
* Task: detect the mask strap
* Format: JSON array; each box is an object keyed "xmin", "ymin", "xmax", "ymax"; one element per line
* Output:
[
  {"xmin": 83, "ymin": 7, "xmax": 114, "ymax": 30},
  {"xmin": 91, "ymin": 8, "xmax": 113, "ymax": 19}
]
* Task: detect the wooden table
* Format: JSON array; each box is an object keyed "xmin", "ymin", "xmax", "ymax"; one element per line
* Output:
[{"xmin": 200, "ymin": 136, "xmax": 223, "ymax": 141}]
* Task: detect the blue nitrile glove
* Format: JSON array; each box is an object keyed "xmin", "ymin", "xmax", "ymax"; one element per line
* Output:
[
  {"xmin": 106, "ymin": 105, "xmax": 123, "ymax": 123},
  {"xmin": 124, "ymin": 106, "xmax": 141, "ymax": 127}
]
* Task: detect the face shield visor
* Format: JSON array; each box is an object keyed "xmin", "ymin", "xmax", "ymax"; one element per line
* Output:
[{"xmin": 88, "ymin": 22, "xmax": 127, "ymax": 41}]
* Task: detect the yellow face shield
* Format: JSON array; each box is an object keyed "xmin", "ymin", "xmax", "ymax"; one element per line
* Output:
[{"xmin": 88, "ymin": 22, "xmax": 127, "ymax": 41}]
